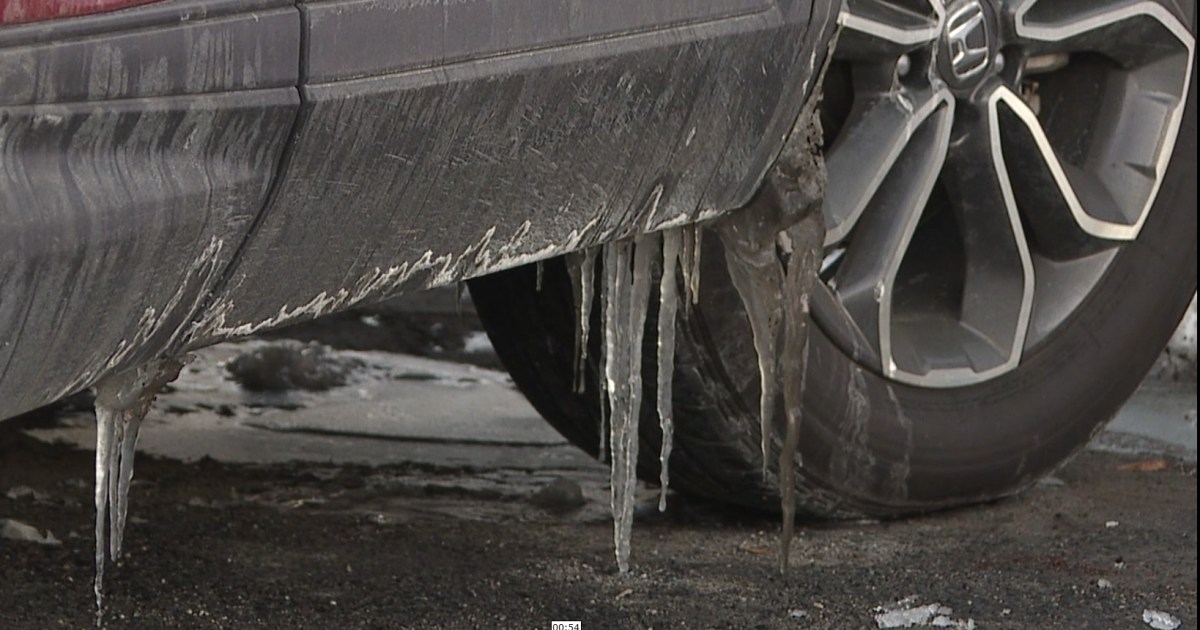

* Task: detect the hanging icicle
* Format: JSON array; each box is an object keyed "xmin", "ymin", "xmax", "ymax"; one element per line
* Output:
[
  {"xmin": 91, "ymin": 357, "xmax": 186, "ymax": 626},
  {"xmin": 656, "ymin": 230, "xmax": 682, "ymax": 511},
  {"xmin": 776, "ymin": 211, "xmax": 825, "ymax": 573},
  {"xmin": 715, "ymin": 209, "xmax": 786, "ymax": 481},
  {"xmin": 566, "ymin": 249, "xmax": 599, "ymax": 395}
]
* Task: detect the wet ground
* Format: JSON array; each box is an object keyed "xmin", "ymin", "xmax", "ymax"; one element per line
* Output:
[{"xmin": 1, "ymin": 292, "xmax": 1195, "ymax": 630}]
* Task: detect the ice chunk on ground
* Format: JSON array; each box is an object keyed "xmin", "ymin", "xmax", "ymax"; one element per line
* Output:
[
  {"xmin": 0, "ymin": 519, "xmax": 61, "ymax": 546},
  {"xmin": 873, "ymin": 598, "xmax": 976, "ymax": 629},
  {"xmin": 5, "ymin": 485, "xmax": 51, "ymax": 502},
  {"xmin": 1143, "ymin": 609, "xmax": 1182, "ymax": 630}
]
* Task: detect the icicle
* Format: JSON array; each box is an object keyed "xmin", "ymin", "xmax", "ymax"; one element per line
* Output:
[
  {"xmin": 597, "ymin": 246, "xmax": 615, "ymax": 464},
  {"xmin": 601, "ymin": 241, "xmax": 628, "ymax": 568},
  {"xmin": 679, "ymin": 225, "xmax": 704, "ymax": 306},
  {"xmin": 578, "ymin": 251, "xmax": 596, "ymax": 394},
  {"xmin": 587, "ymin": 210, "xmax": 819, "ymax": 573},
  {"xmin": 535, "ymin": 259, "xmax": 545, "ymax": 292},
  {"xmin": 92, "ymin": 404, "xmax": 117, "ymax": 624},
  {"xmin": 778, "ymin": 343, "xmax": 808, "ymax": 573},
  {"xmin": 566, "ymin": 253, "xmax": 584, "ymax": 388},
  {"xmin": 656, "ymin": 229, "xmax": 682, "ymax": 511},
  {"xmin": 777, "ymin": 210, "xmax": 825, "ymax": 573},
  {"xmin": 621, "ymin": 234, "xmax": 656, "ymax": 569},
  {"xmin": 454, "ymin": 282, "xmax": 465, "ymax": 318},
  {"xmin": 110, "ymin": 408, "xmax": 143, "ymax": 559},
  {"xmin": 91, "ymin": 357, "xmax": 186, "ymax": 626},
  {"xmin": 597, "ymin": 234, "xmax": 658, "ymax": 573},
  {"xmin": 688, "ymin": 225, "xmax": 702, "ymax": 304},
  {"xmin": 566, "ymin": 249, "xmax": 598, "ymax": 395},
  {"xmin": 680, "ymin": 228, "xmax": 695, "ymax": 307},
  {"xmin": 582, "ymin": 53, "xmax": 826, "ymax": 575},
  {"xmin": 715, "ymin": 213, "xmax": 785, "ymax": 480}
]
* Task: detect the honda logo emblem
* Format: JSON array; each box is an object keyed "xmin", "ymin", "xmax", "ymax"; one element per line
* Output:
[{"xmin": 945, "ymin": 1, "xmax": 990, "ymax": 80}]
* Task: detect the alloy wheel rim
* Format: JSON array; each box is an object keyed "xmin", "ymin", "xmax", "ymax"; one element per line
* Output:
[{"xmin": 814, "ymin": 0, "xmax": 1195, "ymax": 387}]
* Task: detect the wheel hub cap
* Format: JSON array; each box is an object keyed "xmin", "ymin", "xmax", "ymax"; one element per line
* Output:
[
  {"xmin": 940, "ymin": 0, "xmax": 992, "ymax": 86},
  {"xmin": 819, "ymin": 0, "xmax": 1195, "ymax": 387}
]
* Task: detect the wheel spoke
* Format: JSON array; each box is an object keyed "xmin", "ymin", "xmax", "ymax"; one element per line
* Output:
[
  {"xmin": 831, "ymin": 96, "xmax": 954, "ymax": 372},
  {"xmin": 1008, "ymin": 0, "xmax": 1194, "ymax": 66},
  {"xmin": 901, "ymin": 84, "xmax": 1033, "ymax": 384},
  {"xmin": 991, "ymin": 87, "xmax": 1129, "ymax": 251},
  {"xmin": 824, "ymin": 87, "xmax": 954, "ymax": 246},
  {"xmin": 837, "ymin": 0, "xmax": 944, "ymax": 60},
  {"xmin": 1003, "ymin": 0, "xmax": 1192, "ymax": 240}
]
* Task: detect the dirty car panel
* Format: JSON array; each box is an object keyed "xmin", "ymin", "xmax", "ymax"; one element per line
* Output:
[
  {"xmin": 0, "ymin": 0, "xmax": 836, "ymax": 420},
  {"xmin": 192, "ymin": 0, "xmax": 834, "ymax": 347},
  {"xmin": 0, "ymin": 0, "xmax": 301, "ymax": 419}
]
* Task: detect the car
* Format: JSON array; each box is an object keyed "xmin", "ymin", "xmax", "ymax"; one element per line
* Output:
[{"xmin": 2, "ymin": 0, "xmax": 1195, "ymax": 544}]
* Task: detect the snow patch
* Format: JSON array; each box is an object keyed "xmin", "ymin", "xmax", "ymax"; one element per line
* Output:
[
  {"xmin": 1151, "ymin": 294, "xmax": 1197, "ymax": 382},
  {"xmin": 461, "ymin": 331, "xmax": 494, "ymax": 354}
]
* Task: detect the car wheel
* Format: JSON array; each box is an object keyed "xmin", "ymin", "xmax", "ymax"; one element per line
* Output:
[{"xmin": 469, "ymin": 0, "xmax": 1197, "ymax": 517}]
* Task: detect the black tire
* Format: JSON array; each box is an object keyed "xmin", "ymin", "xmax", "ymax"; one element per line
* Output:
[{"xmin": 469, "ymin": 2, "xmax": 1198, "ymax": 517}]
